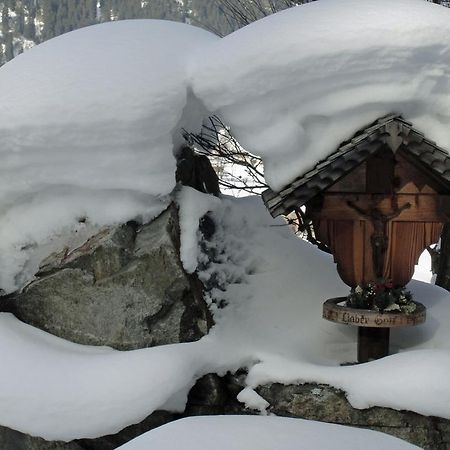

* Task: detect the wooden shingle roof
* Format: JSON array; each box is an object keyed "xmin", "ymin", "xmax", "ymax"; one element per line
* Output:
[{"xmin": 262, "ymin": 115, "xmax": 450, "ymax": 217}]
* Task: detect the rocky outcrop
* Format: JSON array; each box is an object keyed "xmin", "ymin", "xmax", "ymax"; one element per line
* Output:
[
  {"xmin": 1, "ymin": 204, "xmax": 212, "ymax": 350},
  {"xmin": 254, "ymin": 382, "xmax": 450, "ymax": 450},
  {"xmin": 0, "ymin": 427, "xmax": 85, "ymax": 450}
]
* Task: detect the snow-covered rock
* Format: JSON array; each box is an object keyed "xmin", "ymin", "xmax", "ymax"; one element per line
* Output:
[
  {"xmin": 2, "ymin": 205, "xmax": 211, "ymax": 350},
  {"xmin": 0, "ymin": 19, "xmax": 217, "ymax": 293}
]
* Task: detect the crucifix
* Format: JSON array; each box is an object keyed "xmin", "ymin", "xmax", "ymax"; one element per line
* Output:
[{"xmin": 347, "ymin": 200, "xmax": 411, "ymax": 280}]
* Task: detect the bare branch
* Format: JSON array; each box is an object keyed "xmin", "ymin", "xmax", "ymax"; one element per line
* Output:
[
  {"xmin": 291, "ymin": 208, "xmax": 331, "ymax": 254},
  {"xmin": 183, "ymin": 115, "xmax": 267, "ymax": 195},
  {"xmin": 212, "ymin": 0, "xmax": 313, "ymax": 31}
]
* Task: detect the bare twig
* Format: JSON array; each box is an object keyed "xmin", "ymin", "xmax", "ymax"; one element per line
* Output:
[
  {"xmin": 183, "ymin": 115, "xmax": 267, "ymax": 194},
  {"xmin": 212, "ymin": 0, "xmax": 315, "ymax": 31},
  {"xmin": 183, "ymin": 116, "xmax": 331, "ymax": 254},
  {"xmin": 290, "ymin": 208, "xmax": 331, "ymax": 254}
]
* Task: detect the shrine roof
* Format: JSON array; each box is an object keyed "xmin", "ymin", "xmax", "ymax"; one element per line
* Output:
[{"xmin": 262, "ymin": 115, "xmax": 450, "ymax": 217}]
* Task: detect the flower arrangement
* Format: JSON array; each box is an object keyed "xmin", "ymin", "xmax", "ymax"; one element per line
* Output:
[{"xmin": 346, "ymin": 281, "xmax": 416, "ymax": 313}]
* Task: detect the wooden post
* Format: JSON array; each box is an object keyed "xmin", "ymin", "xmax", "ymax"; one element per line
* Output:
[
  {"xmin": 357, "ymin": 327, "xmax": 390, "ymax": 363},
  {"xmin": 323, "ymin": 298, "xmax": 426, "ymax": 363}
]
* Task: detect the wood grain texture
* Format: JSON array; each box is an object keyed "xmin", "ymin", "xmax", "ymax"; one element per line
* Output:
[
  {"xmin": 323, "ymin": 298, "xmax": 426, "ymax": 328},
  {"xmin": 310, "ymin": 194, "xmax": 450, "ymax": 222}
]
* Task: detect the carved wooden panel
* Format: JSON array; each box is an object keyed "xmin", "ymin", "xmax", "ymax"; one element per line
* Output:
[
  {"xmin": 385, "ymin": 222, "xmax": 442, "ymax": 283},
  {"xmin": 308, "ymin": 143, "xmax": 448, "ymax": 288},
  {"xmin": 366, "ymin": 147, "xmax": 395, "ymax": 194},
  {"xmin": 327, "ymin": 162, "xmax": 367, "ymax": 193},
  {"xmin": 314, "ymin": 219, "xmax": 369, "ymax": 286},
  {"xmin": 314, "ymin": 218, "xmax": 442, "ymax": 287},
  {"xmin": 310, "ymin": 193, "xmax": 450, "ymax": 223},
  {"xmin": 394, "ymin": 151, "xmax": 440, "ymax": 194}
]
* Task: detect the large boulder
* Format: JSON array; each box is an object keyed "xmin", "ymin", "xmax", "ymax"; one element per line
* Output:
[{"xmin": 1, "ymin": 204, "xmax": 212, "ymax": 350}]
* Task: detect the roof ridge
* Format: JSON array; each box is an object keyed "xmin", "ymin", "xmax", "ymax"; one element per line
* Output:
[{"xmin": 262, "ymin": 115, "xmax": 450, "ymax": 217}]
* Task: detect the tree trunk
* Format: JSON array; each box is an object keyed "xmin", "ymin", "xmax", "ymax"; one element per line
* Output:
[{"xmin": 435, "ymin": 223, "xmax": 450, "ymax": 290}]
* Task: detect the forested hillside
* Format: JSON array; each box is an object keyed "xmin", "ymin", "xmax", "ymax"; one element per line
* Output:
[{"xmin": 0, "ymin": 0, "xmax": 449, "ymax": 66}]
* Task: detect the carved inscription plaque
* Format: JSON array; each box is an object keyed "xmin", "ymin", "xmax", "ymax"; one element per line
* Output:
[{"xmin": 323, "ymin": 298, "xmax": 426, "ymax": 328}]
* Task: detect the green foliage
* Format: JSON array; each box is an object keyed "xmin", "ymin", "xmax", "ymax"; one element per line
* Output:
[{"xmin": 347, "ymin": 282, "xmax": 416, "ymax": 313}]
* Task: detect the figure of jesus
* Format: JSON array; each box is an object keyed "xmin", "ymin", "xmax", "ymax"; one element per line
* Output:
[{"xmin": 347, "ymin": 201, "xmax": 411, "ymax": 279}]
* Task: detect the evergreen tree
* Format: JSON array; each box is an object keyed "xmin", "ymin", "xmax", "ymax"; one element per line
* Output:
[
  {"xmin": 54, "ymin": 1, "xmax": 68, "ymax": 35},
  {"xmin": 2, "ymin": 3, "xmax": 10, "ymax": 36},
  {"xmin": 16, "ymin": 2, "xmax": 25, "ymax": 34},
  {"xmin": 41, "ymin": 0, "xmax": 58, "ymax": 41},
  {"xmin": 4, "ymin": 31, "xmax": 13, "ymax": 60},
  {"xmin": 0, "ymin": 40, "xmax": 4, "ymax": 64},
  {"xmin": 1, "ymin": 0, "xmax": 447, "ymax": 69}
]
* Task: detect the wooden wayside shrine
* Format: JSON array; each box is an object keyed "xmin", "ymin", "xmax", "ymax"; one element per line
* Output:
[{"xmin": 262, "ymin": 115, "xmax": 450, "ymax": 362}]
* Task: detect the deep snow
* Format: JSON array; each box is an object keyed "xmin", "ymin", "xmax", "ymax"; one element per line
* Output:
[
  {"xmin": 0, "ymin": 0, "xmax": 449, "ymax": 446},
  {"xmin": 2, "ymin": 0, "xmax": 450, "ymax": 292},
  {"xmin": 117, "ymin": 416, "xmax": 422, "ymax": 450},
  {"xmin": 0, "ymin": 20, "xmax": 217, "ymax": 292},
  {"xmin": 191, "ymin": 0, "xmax": 450, "ymax": 190},
  {"xmin": 1, "ymin": 193, "xmax": 449, "ymax": 442}
]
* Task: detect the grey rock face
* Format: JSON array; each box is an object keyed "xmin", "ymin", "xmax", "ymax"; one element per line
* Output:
[
  {"xmin": 185, "ymin": 372, "xmax": 450, "ymax": 450},
  {"xmin": 2, "ymin": 204, "xmax": 212, "ymax": 350},
  {"xmin": 256, "ymin": 383, "xmax": 450, "ymax": 450},
  {"xmin": 74, "ymin": 411, "xmax": 177, "ymax": 450},
  {"xmin": 0, "ymin": 426, "xmax": 84, "ymax": 450}
]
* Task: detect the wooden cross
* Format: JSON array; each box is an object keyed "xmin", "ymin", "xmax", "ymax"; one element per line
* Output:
[{"xmin": 347, "ymin": 200, "xmax": 411, "ymax": 279}]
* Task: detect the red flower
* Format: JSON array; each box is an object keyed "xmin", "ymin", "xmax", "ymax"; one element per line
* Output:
[{"xmin": 385, "ymin": 281, "xmax": 394, "ymax": 289}]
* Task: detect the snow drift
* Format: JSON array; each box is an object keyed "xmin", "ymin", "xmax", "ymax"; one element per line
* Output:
[
  {"xmin": 1, "ymin": 0, "xmax": 450, "ymax": 444},
  {"xmin": 191, "ymin": 0, "xmax": 450, "ymax": 190},
  {"xmin": 117, "ymin": 416, "xmax": 422, "ymax": 450},
  {"xmin": 2, "ymin": 194, "xmax": 450, "ymax": 442},
  {"xmin": 2, "ymin": 0, "xmax": 450, "ymax": 291},
  {"xmin": 0, "ymin": 20, "xmax": 217, "ymax": 292}
]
